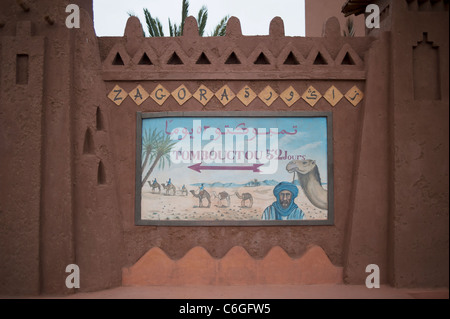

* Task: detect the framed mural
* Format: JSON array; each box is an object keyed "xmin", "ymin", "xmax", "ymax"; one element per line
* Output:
[{"xmin": 135, "ymin": 112, "xmax": 334, "ymax": 226}]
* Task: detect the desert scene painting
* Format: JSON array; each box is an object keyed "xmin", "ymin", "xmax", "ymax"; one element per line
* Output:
[
  {"xmin": 138, "ymin": 114, "xmax": 331, "ymax": 223},
  {"xmin": 141, "ymin": 183, "xmax": 328, "ymax": 221}
]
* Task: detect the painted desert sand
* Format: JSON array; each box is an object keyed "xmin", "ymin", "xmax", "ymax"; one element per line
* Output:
[{"xmin": 141, "ymin": 184, "xmax": 327, "ymax": 221}]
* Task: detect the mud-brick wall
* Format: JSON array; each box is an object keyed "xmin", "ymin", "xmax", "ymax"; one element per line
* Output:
[
  {"xmin": 386, "ymin": 0, "xmax": 449, "ymax": 287},
  {"xmin": 99, "ymin": 14, "xmax": 381, "ymax": 287},
  {"xmin": 0, "ymin": 0, "xmax": 447, "ymax": 295}
]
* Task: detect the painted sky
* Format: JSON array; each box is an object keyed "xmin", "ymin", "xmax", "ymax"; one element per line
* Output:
[{"xmin": 142, "ymin": 116, "xmax": 328, "ymax": 187}]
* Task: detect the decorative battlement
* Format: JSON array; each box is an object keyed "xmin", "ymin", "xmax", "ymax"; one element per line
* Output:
[
  {"xmin": 100, "ymin": 16, "xmax": 374, "ymax": 81},
  {"xmin": 122, "ymin": 245, "xmax": 343, "ymax": 286}
]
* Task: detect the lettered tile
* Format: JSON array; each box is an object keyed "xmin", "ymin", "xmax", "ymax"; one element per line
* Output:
[
  {"xmin": 172, "ymin": 85, "xmax": 192, "ymax": 105},
  {"xmin": 236, "ymin": 85, "xmax": 257, "ymax": 106},
  {"xmin": 129, "ymin": 85, "xmax": 149, "ymax": 106},
  {"xmin": 345, "ymin": 86, "xmax": 364, "ymax": 106},
  {"xmin": 193, "ymin": 85, "xmax": 214, "ymax": 106},
  {"xmin": 301, "ymin": 85, "xmax": 322, "ymax": 107},
  {"xmin": 258, "ymin": 86, "xmax": 278, "ymax": 106},
  {"xmin": 323, "ymin": 85, "xmax": 343, "ymax": 107},
  {"xmin": 150, "ymin": 84, "xmax": 170, "ymax": 105},
  {"xmin": 107, "ymin": 85, "xmax": 128, "ymax": 105},
  {"xmin": 280, "ymin": 86, "xmax": 300, "ymax": 107},
  {"xmin": 215, "ymin": 85, "xmax": 235, "ymax": 106}
]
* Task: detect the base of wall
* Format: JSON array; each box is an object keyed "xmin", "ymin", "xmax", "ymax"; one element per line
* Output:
[{"xmin": 122, "ymin": 245, "xmax": 343, "ymax": 286}]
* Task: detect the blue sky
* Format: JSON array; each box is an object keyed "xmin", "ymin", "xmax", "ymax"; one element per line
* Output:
[
  {"xmin": 142, "ymin": 116, "xmax": 328, "ymax": 186},
  {"xmin": 93, "ymin": 0, "xmax": 306, "ymax": 37}
]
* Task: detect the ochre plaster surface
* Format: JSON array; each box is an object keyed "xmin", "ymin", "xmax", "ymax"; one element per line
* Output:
[
  {"xmin": 122, "ymin": 245, "xmax": 343, "ymax": 286},
  {"xmin": 0, "ymin": 0, "xmax": 447, "ymax": 295}
]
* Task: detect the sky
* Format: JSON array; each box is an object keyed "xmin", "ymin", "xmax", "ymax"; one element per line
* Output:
[
  {"xmin": 142, "ymin": 116, "xmax": 328, "ymax": 187},
  {"xmin": 93, "ymin": 0, "xmax": 305, "ymax": 37}
]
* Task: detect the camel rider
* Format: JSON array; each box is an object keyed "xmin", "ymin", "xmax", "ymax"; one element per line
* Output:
[
  {"xmin": 199, "ymin": 183, "xmax": 205, "ymax": 191},
  {"xmin": 153, "ymin": 178, "xmax": 157, "ymax": 184},
  {"xmin": 262, "ymin": 182, "xmax": 305, "ymax": 220},
  {"xmin": 167, "ymin": 178, "xmax": 171, "ymax": 185}
]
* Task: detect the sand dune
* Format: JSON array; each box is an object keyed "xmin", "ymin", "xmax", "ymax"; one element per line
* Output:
[{"xmin": 141, "ymin": 184, "xmax": 327, "ymax": 221}]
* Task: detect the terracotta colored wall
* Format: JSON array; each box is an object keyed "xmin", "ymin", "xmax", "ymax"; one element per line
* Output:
[
  {"xmin": 305, "ymin": 0, "xmax": 365, "ymax": 36},
  {"xmin": 0, "ymin": 0, "xmax": 448, "ymax": 295},
  {"xmin": 387, "ymin": 0, "xmax": 449, "ymax": 287}
]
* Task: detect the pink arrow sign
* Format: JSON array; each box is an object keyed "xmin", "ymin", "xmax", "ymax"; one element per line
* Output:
[{"xmin": 188, "ymin": 163, "xmax": 264, "ymax": 173}]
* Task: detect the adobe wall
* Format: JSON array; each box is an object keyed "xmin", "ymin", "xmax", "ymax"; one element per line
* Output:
[
  {"xmin": 0, "ymin": 0, "xmax": 447, "ymax": 295},
  {"xmin": 305, "ymin": 0, "xmax": 365, "ymax": 36},
  {"xmin": 387, "ymin": 0, "xmax": 449, "ymax": 287}
]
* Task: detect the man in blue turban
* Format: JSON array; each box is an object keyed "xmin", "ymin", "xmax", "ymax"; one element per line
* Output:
[{"xmin": 262, "ymin": 182, "xmax": 305, "ymax": 220}]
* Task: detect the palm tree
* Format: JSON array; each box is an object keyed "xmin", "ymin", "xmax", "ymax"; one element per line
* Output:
[
  {"xmin": 141, "ymin": 128, "xmax": 159, "ymax": 170},
  {"xmin": 343, "ymin": 17, "xmax": 355, "ymax": 37},
  {"xmin": 143, "ymin": 0, "xmax": 229, "ymax": 37},
  {"xmin": 141, "ymin": 129, "xmax": 177, "ymax": 188},
  {"xmin": 210, "ymin": 15, "xmax": 229, "ymax": 37}
]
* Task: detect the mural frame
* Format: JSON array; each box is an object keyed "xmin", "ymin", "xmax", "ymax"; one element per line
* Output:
[{"xmin": 135, "ymin": 111, "xmax": 334, "ymax": 226}]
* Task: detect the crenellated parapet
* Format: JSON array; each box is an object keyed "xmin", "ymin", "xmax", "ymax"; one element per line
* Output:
[
  {"xmin": 100, "ymin": 16, "xmax": 371, "ymax": 110},
  {"xmin": 100, "ymin": 16, "xmax": 374, "ymax": 82}
]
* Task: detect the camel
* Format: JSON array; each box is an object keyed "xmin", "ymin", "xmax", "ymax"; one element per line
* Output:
[
  {"xmin": 161, "ymin": 183, "xmax": 176, "ymax": 196},
  {"xmin": 148, "ymin": 180, "xmax": 161, "ymax": 193},
  {"xmin": 235, "ymin": 192, "xmax": 253, "ymax": 208},
  {"xmin": 190, "ymin": 190, "xmax": 211, "ymax": 208},
  {"xmin": 286, "ymin": 159, "xmax": 328, "ymax": 210},
  {"xmin": 212, "ymin": 191, "xmax": 230, "ymax": 207}
]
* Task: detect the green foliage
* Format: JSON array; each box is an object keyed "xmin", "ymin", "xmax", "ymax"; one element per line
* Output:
[
  {"xmin": 143, "ymin": 8, "xmax": 164, "ymax": 37},
  {"xmin": 141, "ymin": 0, "xmax": 229, "ymax": 37},
  {"xmin": 141, "ymin": 128, "xmax": 159, "ymax": 168},
  {"xmin": 180, "ymin": 0, "xmax": 189, "ymax": 35},
  {"xmin": 154, "ymin": 133, "xmax": 177, "ymax": 170},
  {"xmin": 141, "ymin": 129, "xmax": 177, "ymax": 188},
  {"xmin": 343, "ymin": 17, "xmax": 355, "ymax": 37},
  {"xmin": 197, "ymin": 5, "xmax": 208, "ymax": 36},
  {"xmin": 210, "ymin": 15, "xmax": 229, "ymax": 37}
]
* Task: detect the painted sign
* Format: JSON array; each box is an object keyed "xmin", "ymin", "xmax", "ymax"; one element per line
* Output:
[{"xmin": 135, "ymin": 112, "xmax": 334, "ymax": 226}]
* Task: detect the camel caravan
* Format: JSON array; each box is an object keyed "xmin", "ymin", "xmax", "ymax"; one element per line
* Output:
[
  {"xmin": 141, "ymin": 159, "xmax": 328, "ymax": 222},
  {"xmin": 147, "ymin": 179, "xmax": 254, "ymax": 209},
  {"xmin": 148, "ymin": 178, "xmax": 188, "ymax": 196},
  {"xmin": 146, "ymin": 158, "xmax": 327, "ymax": 214}
]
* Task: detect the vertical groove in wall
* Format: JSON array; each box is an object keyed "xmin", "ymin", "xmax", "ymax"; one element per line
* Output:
[
  {"xmin": 384, "ymin": 31, "xmax": 395, "ymax": 287},
  {"xmin": 38, "ymin": 35, "xmax": 48, "ymax": 296},
  {"xmin": 68, "ymin": 26, "xmax": 77, "ymax": 294},
  {"xmin": 83, "ymin": 128, "xmax": 94, "ymax": 154},
  {"xmin": 97, "ymin": 160, "xmax": 106, "ymax": 185},
  {"xmin": 16, "ymin": 54, "xmax": 28, "ymax": 84},
  {"xmin": 413, "ymin": 33, "xmax": 441, "ymax": 100},
  {"xmin": 96, "ymin": 106, "xmax": 104, "ymax": 131}
]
